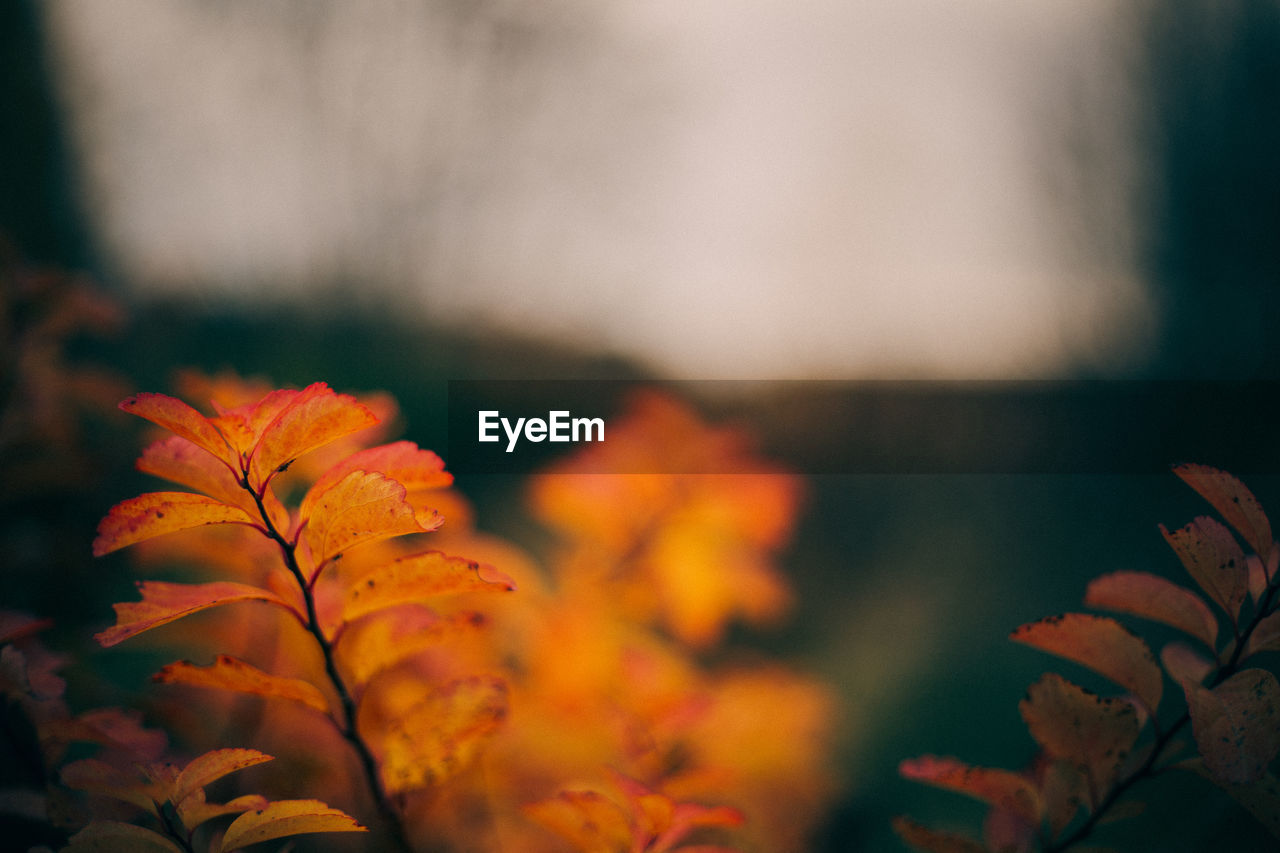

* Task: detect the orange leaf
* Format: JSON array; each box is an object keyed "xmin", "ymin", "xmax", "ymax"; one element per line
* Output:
[
  {"xmin": 343, "ymin": 551, "xmax": 515, "ymax": 624},
  {"xmin": 95, "ymin": 581, "xmax": 294, "ymax": 647},
  {"xmin": 246, "ymin": 383, "xmax": 378, "ymax": 489},
  {"xmin": 300, "ymin": 471, "xmax": 431, "ymax": 567},
  {"xmin": 170, "ymin": 748, "xmax": 274, "ymax": 807},
  {"xmin": 1010, "ymin": 613, "xmax": 1163, "ymax": 712},
  {"xmin": 892, "ymin": 816, "xmax": 988, "ymax": 853},
  {"xmin": 336, "ymin": 606, "xmax": 486, "ymax": 688},
  {"xmin": 155, "ymin": 656, "xmax": 329, "ymax": 716},
  {"xmin": 523, "ymin": 790, "xmax": 632, "ymax": 853},
  {"xmin": 1184, "ymin": 668, "xmax": 1280, "ymax": 785},
  {"xmin": 374, "ymin": 676, "xmax": 508, "ymax": 794},
  {"xmin": 1245, "ymin": 611, "xmax": 1280, "ymax": 658},
  {"xmin": 137, "ymin": 436, "xmax": 289, "ymax": 531},
  {"xmin": 898, "ymin": 755, "xmax": 1040, "ymax": 825},
  {"xmin": 1019, "ymin": 673, "xmax": 1141, "ymax": 796},
  {"xmin": 217, "ymin": 799, "xmax": 366, "ymax": 852},
  {"xmin": 312, "ymin": 441, "xmax": 452, "ymax": 495},
  {"xmin": 1084, "ymin": 571, "xmax": 1218, "ymax": 648},
  {"xmin": 1173, "ymin": 464, "xmax": 1273, "ymax": 558},
  {"xmin": 93, "ymin": 492, "xmax": 258, "ymax": 556},
  {"xmin": 118, "ymin": 393, "xmax": 237, "ymax": 472},
  {"xmin": 1161, "ymin": 517, "xmax": 1250, "ymax": 623}
]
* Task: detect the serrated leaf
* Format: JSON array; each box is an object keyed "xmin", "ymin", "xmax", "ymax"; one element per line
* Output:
[
  {"xmin": 1161, "ymin": 517, "xmax": 1250, "ymax": 624},
  {"xmin": 898, "ymin": 755, "xmax": 1040, "ymax": 825},
  {"xmin": 1019, "ymin": 673, "xmax": 1140, "ymax": 797},
  {"xmin": 96, "ymin": 581, "xmax": 294, "ymax": 647},
  {"xmin": 891, "ymin": 816, "xmax": 988, "ymax": 853},
  {"xmin": 343, "ymin": 551, "xmax": 515, "ymax": 624},
  {"xmin": 155, "ymin": 656, "xmax": 329, "ymax": 715},
  {"xmin": 300, "ymin": 471, "xmax": 431, "ymax": 567},
  {"xmin": 311, "ymin": 441, "xmax": 452, "ymax": 495},
  {"xmin": 1010, "ymin": 614, "xmax": 1163, "ymax": 713},
  {"xmin": 1184, "ymin": 668, "xmax": 1280, "ymax": 784},
  {"xmin": 1244, "ymin": 611, "xmax": 1280, "ymax": 658},
  {"xmin": 169, "ymin": 748, "xmax": 274, "ymax": 808},
  {"xmin": 1085, "ymin": 571, "xmax": 1218, "ymax": 649},
  {"xmin": 64, "ymin": 820, "xmax": 187, "ymax": 853},
  {"xmin": 1180, "ymin": 758, "xmax": 1280, "ymax": 841},
  {"xmin": 375, "ymin": 677, "xmax": 508, "ymax": 794},
  {"xmin": 1173, "ymin": 464, "xmax": 1273, "ymax": 558},
  {"xmin": 93, "ymin": 492, "xmax": 257, "ymax": 556},
  {"xmin": 119, "ymin": 393, "xmax": 238, "ymax": 472},
  {"xmin": 1160, "ymin": 642, "xmax": 1215, "ymax": 686},
  {"xmin": 246, "ymin": 383, "xmax": 378, "ymax": 489},
  {"xmin": 218, "ymin": 798, "xmax": 366, "ymax": 851}
]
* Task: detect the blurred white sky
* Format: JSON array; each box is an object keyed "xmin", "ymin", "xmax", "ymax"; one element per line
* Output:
[{"xmin": 43, "ymin": 0, "xmax": 1150, "ymax": 378}]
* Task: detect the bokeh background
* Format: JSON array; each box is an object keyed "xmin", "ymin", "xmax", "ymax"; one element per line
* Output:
[{"xmin": 4, "ymin": 1, "xmax": 1280, "ymax": 850}]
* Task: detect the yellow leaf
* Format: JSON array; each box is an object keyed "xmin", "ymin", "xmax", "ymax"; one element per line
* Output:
[
  {"xmin": 343, "ymin": 551, "xmax": 515, "ymax": 624},
  {"xmin": 169, "ymin": 748, "xmax": 274, "ymax": 808},
  {"xmin": 93, "ymin": 492, "xmax": 257, "ymax": 556},
  {"xmin": 95, "ymin": 581, "xmax": 295, "ymax": 647},
  {"xmin": 1010, "ymin": 613, "xmax": 1163, "ymax": 713},
  {"xmin": 178, "ymin": 792, "xmax": 270, "ymax": 831},
  {"xmin": 218, "ymin": 799, "xmax": 366, "ymax": 852},
  {"xmin": 155, "ymin": 656, "xmax": 329, "ymax": 716}
]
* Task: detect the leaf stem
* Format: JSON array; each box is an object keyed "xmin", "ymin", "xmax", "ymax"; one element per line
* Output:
[
  {"xmin": 244, "ymin": 479, "xmax": 414, "ymax": 853},
  {"xmin": 1046, "ymin": 570, "xmax": 1280, "ymax": 852}
]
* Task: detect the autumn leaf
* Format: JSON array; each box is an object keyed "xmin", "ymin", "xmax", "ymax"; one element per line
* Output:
[
  {"xmin": 1184, "ymin": 668, "xmax": 1280, "ymax": 785},
  {"xmin": 154, "ymin": 656, "xmax": 330, "ymax": 716},
  {"xmin": 311, "ymin": 440, "xmax": 452, "ymax": 495},
  {"xmin": 1173, "ymin": 464, "xmax": 1273, "ymax": 558},
  {"xmin": 178, "ymin": 793, "xmax": 271, "ymax": 831},
  {"xmin": 343, "ymin": 551, "xmax": 515, "ymax": 624},
  {"xmin": 93, "ymin": 492, "xmax": 258, "ymax": 556},
  {"xmin": 1084, "ymin": 571, "xmax": 1218, "ymax": 649},
  {"xmin": 43, "ymin": 707, "xmax": 168, "ymax": 760},
  {"xmin": 1160, "ymin": 517, "xmax": 1250, "ymax": 624},
  {"xmin": 217, "ymin": 798, "xmax": 366, "ymax": 852},
  {"xmin": 61, "ymin": 758, "xmax": 159, "ymax": 813},
  {"xmin": 166, "ymin": 748, "xmax": 274, "ymax": 809},
  {"xmin": 119, "ymin": 393, "xmax": 238, "ymax": 473},
  {"xmin": 1160, "ymin": 642, "xmax": 1215, "ymax": 686},
  {"xmin": 1010, "ymin": 613, "xmax": 1163, "ymax": 713},
  {"xmin": 891, "ymin": 816, "xmax": 988, "ymax": 853},
  {"xmin": 245, "ymin": 382, "xmax": 379, "ymax": 489},
  {"xmin": 137, "ymin": 436, "xmax": 289, "ymax": 531},
  {"xmin": 299, "ymin": 470, "xmax": 436, "ymax": 568},
  {"xmin": 96, "ymin": 581, "xmax": 295, "ymax": 647},
  {"xmin": 898, "ymin": 755, "xmax": 1040, "ymax": 825},
  {"xmin": 336, "ymin": 606, "xmax": 487, "ymax": 688},
  {"xmin": 608, "ymin": 771, "xmax": 744, "ymax": 853},
  {"xmin": 63, "ymin": 820, "xmax": 187, "ymax": 853},
  {"xmin": 373, "ymin": 676, "xmax": 508, "ymax": 794},
  {"xmin": 523, "ymin": 790, "xmax": 633, "ymax": 853},
  {"xmin": 1019, "ymin": 673, "xmax": 1141, "ymax": 799},
  {"xmin": 1244, "ymin": 611, "xmax": 1280, "ymax": 658}
]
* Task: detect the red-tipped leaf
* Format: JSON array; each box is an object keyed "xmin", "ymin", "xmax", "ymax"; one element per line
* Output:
[{"xmin": 96, "ymin": 581, "xmax": 294, "ymax": 647}]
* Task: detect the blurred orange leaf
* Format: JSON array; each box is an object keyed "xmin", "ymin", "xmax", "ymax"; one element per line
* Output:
[
  {"xmin": 95, "ymin": 581, "xmax": 295, "ymax": 647},
  {"xmin": 898, "ymin": 755, "xmax": 1039, "ymax": 825},
  {"xmin": 891, "ymin": 816, "xmax": 988, "ymax": 853},
  {"xmin": 119, "ymin": 393, "xmax": 238, "ymax": 472},
  {"xmin": 1160, "ymin": 517, "xmax": 1250, "ymax": 624},
  {"xmin": 60, "ymin": 758, "xmax": 158, "ymax": 813},
  {"xmin": 1184, "ymin": 668, "xmax": 1280, "ymax": 785},
  {"xmin": 155, "ymin": 656, "xmax": 329, "ymax": 715},
  {"xmin": 337, "ymin": 606, "xmax": 486, "ymax": 688},
  {"xmin": 169, "ymin": 748, "xmax": 274, "ymax": 807},
  {"xmin": 246, "ymin": 382, "xmax": 378, "ymax": 489},
  {"xmin": 523, "ymin": 790, "xmax": 632, "ymax": 852},
  {"xmin": 1010, "ymin": 613, "xmax": 1163, "ymax": 712},
  {"xmin": 1085, "ymin": 570, "xmax": 1218, "ymax": 649},
  {"xmin": 1173, "ymin": 464, "xmax": 1273, "ymax": 558},
  {"xmin": 343, "ymin": 552, "xmax": 515, "ymax": 624},
  {"xmin": 93, "ymin": 492, "xmax": 257, "ymax": 556},
  {"xmin": 217, "ymin": 798, "xmax": 366, "ymax": 852},
  {"xmin": 1019, "ymin": 673, "xmax": 1141, "ymax": 797},
  {"xmin": 300, "ymin": 471, "xmax": 434, "ymax": 567},
  {"xmin": 374, "ymin": 676, "xmax": 507, "ymax": 795}
]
